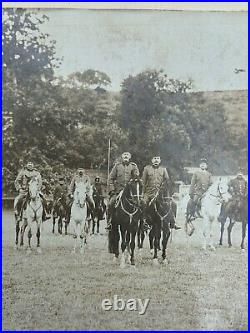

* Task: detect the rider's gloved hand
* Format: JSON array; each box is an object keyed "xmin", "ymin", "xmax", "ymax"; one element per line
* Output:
[{"xmin": 69, "ymin": 194, "xmax": 73, "ymax": 199}]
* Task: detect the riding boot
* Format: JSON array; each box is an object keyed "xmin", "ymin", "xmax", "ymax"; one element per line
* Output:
[
  {"xmin": 170, "ymin": 221, "xmax": 181, "ymax": 230},
  {"xmin": 106, "ymin": 210, "xmax": 113, "ymax": 230}
]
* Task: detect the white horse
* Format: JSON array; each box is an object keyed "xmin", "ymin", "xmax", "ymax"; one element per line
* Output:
[
  {"xmin": 182, "ymin": 178, "xmax": 229, "ymax": 251},
  {"xmin": 24, "ymin": 178, "xmax": 43, "ymax": 253},
  {"xmin": 70, "ymin": 182, "xmax": 89, "ymax": 254}
]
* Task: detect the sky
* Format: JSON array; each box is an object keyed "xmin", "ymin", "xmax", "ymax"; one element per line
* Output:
[{"xmin": 40, "ymin": 9, "xmax": 247, "ymax": 92}]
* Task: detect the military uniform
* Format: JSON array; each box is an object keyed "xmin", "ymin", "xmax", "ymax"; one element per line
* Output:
[
  {"xmin": 14, "ymin": 168, "xmax": 42, "ymax": 216},
  {"xmin": 189, "ymin": 169, "xmax": 213, "ymax": 216},
  {"xmin": 14, "ymin": 168, "xmax": 49, "ymax": 221},
  {"xmin": 142, "ymin": 165, "xmax": 170, "ymax": 201},
  {"xmin": 68, "ymin": 173, "xmax": 94, "ymax": 210},
  {"xmin": 107, "ymin": 161, "xmax": 139, "ymax": 224}
]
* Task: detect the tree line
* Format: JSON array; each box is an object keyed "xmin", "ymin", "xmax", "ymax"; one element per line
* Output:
[{"xmin": 3, "ymin": 9, "xmax": 247, "ymax": 194}]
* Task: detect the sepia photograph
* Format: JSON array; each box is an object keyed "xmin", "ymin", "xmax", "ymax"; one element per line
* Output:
[{"xmin": 2, "ymin": 3, "xmax": 248, "ymax": 331}]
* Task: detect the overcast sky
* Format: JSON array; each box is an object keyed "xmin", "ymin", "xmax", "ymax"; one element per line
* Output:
[{"xmin": 40, "ymin": 9, "xmax": 247, "ymax": 92}]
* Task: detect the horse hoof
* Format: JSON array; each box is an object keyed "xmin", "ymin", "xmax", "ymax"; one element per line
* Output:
[
  {"xmin": 209, "ymin": 245, "xmax": 216, "ymax": 251},
  {"xmin": 153, "ymin": 258, "xmax": 159, "ymax": 266},
  {"xmin": 241, "ymin": 248, "xmax": 245, "ymax": 252},
  {"xmin": 130, "ymin": 259, "xmax": 135, "ymax": 266},
  {"xmin": 228, "ymin": 244, "xmax": 232, "ymax": 248},
  {"xmin": 162, "ymin": 259, "xmax": 168, "ymax": 265},
  {"xmin": 14, "ymin": 244, "xmax": 18, "ymax": 251},
  {"xmin": 37, "ymin": 247, "xmax": 42, "ymax": 254},
  {"xmin": 150, "ymin": 249, "xmax": 154, "ymax": 255},
  {"xmin": 201, "ymin": 245, "xmax": 207, "ymax": 251}
]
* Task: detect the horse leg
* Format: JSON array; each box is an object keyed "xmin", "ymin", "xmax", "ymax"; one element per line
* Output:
[
  {"xmin": 208, "ymin": 218, "xmax": 216, "ymax": 251},
  {"xmin": 72, "ymin": 221, "xmax": 78, "ymax": 254},
  {"xmin": 120, "ymin": 226, "xmax": 126, "ymax": 268},
  {"xmin": 97, "ymin": 219, "xmax": 100, "ymax": 234},
  {"xmin": 125, "ymin": 230, "xmax": 131, "ymax": 263},
  {"xmin": 241, "ymin": 221, "xmax": 247, "ymax": 250},
  {"xmin": 149, "ymin": 227, "xmax": 154, "ymax": 254},
  {"xmin": 153, "ymin": 224, "xmax": 160, "ymax": 265},
  {"xmin": 15, "ymin": 219, "xmax": 20, "ymax": 249},
  {"xmin": 27, "ymin": 227, "xmax": 32, "ymax": 253},
  {"xmin": 202, "ymin": 215, "xmax": 209, "ymax": 251},
  {"xmin": 36, "ymin": 223, "xmax": 42, "ymax": 253},
  {"xmin": 219, "ymin": 218, "xmax": 226, "ymax": 246},
  {"xmin": 130, "ymin": 230, "xmax": 136, "ymax": 265},
  {"xmin": 227, "ymin": 219, "xmax": 234, "ymax": 248},
  {"xmin": 58, "ymin": 216, "xmax": 62, "ymax": 235},
  {"xmin": 52, "ymin": 217, "xmax": 56, "ymax": 234},
  {"xmin": 162, "ymin": 225, "xmax": 170, "ymax": 263},
  {"xmin": 20, "ymin": 219, "xmax": 27, "ymax": 247}
]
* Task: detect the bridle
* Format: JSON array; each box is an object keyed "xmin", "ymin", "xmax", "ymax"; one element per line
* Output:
[{"xmin": 120, "ymin": 180, "xmax": 142, "ymax": 223}]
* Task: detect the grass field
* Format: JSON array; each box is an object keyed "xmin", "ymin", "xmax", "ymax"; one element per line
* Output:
[{"xmin": 2, "ymin": 209, "xmax": 248, "ymax": 330}]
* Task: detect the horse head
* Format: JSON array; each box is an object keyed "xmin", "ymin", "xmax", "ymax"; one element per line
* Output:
[
  {"xmin": 29, "ymin": 177, "xmax": 40, "ymax": 201},
  {"xmin": 125, "ymin": 178, "xmax": 143, "ymax": 207},
  {"xmin": 158, "ymin": 180, "xmax": 171, "ymax": 204},
  {"xmin": 216, "ymin": 177, "xmax": 231, "ymax": 203},
  {"xmin": 74, "ymin": 182, "xmax": 87, "ymax": 208}
]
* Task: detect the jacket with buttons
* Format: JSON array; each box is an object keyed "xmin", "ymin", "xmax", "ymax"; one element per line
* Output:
[
  {"xmin": 109, "ymin": 162, "xmax": 139, "ymax": 193},
  {"xmin": 142, "ymin": 165, "xmax": 169, "ymax": 197}
]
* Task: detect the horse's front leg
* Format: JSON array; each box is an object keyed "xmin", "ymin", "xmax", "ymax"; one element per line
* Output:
[
  {"xmin": 208, "ymin": 218, "xmax": 216, "ymax": 251},
  {"xmin": 36, "ymin": 221, "xmax": 42, "ymax": 254},
  {"xmin": 219, "ymin": 218, "xmax": 226, "ymax": 246},
  {"xmin": 130, "ymin": 230, "xmax": 137, "ymax": 265},
  {"xmin": 97, "ymin": 218, "xmax": 100, "ymax": 234},
  {"xmin": 241, "ymin": 220, "xmax": 247, "ymax": 250},
  {"xmin": 15, "ymin": 218, "xmax": 20, "ymax": 249},
  {"xmin": 227, "ymin": 219, "xmax": 234, "ymax": 248},
  {"xmin": 72, "ymin": 220, "xmax": 78, "ymax": 254},
  {"xmin": 162, "ymin": 223, "xmax": 171, "ymax": 263},
  {"xmin": 52, "ymin": 216, "xmax": 56, "ymax": 234},
  {"xmin": 58, "ymin": 216, "xmax": 63, "ymax": 235},
  {"xmin": 202, "ymin": 215, "xmax": 209, "ymax": 251},
  {"xmin": 149, "ymin": 227, "xmax": 154, "ymax": 254},
  {"xmin": 120, "ymin": 225, "xmax": 127, "ymax": 268},
  {"xmin": 153, "ymin": 223, "xmax": 160, "ymax": 265},
  {"xmin": 20, "ymin": 219, "xmax": 27, "ymax": 247}
]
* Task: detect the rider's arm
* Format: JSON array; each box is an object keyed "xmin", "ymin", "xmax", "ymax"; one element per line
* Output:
[{"xmin": 36, "ymin": 172, "xmax": 43, "ymax": 191}]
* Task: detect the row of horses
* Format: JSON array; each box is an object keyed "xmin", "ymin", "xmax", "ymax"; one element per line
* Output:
[{"xmin": 14, "ymin": 177, "xmax": 247, "ymax": 267}]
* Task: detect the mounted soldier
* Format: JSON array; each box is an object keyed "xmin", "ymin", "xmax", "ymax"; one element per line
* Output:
[
  {"xmin": 142, "ymin": 155, "xmax": 181, "ymax": 230},
  {"xmin": 106, "ymin": 152, "xmax": 139, "ymax": 230},
  {"xmin": 14, "ymin": 161, "xmax": 50, "ymax": 222},
  {"xmin": 52, "ymin": 175, "xmax": 68, "ymax": 215},
  {"xmin": 92, "ymin": 176, "xmax": 106, "ymax": 216},
  {"xmin": 227, "ymin": 167, "xmax": 247, "ymax": 218},
  {"xmin": 68, "ymin": 167, "xmax": 95, "ymax": 213},
  {"xmin": 189, "ymin": 158, "xmax": 213, "ymax": 218}
]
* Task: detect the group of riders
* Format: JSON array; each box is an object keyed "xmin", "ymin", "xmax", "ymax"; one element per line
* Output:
[{"xmin": 13, "ymin": 153, "xmax": 247, "ymax": 229}]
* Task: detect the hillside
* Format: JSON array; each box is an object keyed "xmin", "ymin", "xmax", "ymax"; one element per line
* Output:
[{"xmin": 189, "ymin": 90, "xmax": 247, "ymax": 128}]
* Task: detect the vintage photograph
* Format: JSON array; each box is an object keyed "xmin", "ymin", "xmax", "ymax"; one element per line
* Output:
[{"xmin": 2, "ymin": 3, "xmax": 248, "ymax": 330}]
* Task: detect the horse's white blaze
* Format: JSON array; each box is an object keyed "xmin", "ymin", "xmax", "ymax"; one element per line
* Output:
[{"xmin": 136, "ymin": 182, "xmax": 140, "ymax": 203}]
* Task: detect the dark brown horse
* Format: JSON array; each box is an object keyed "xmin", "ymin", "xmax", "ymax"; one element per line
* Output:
[
  {"xmin": 108, "ymin": 178, "xmax": 143, "ymax": 267},
  {"xmin": 92, "ymin": 189, "xmax": 106, "ymax": 234},
  {"xmin": 146, "ymin": 181, "xmax": 177, "ymax": 265},
  {"xmin": 219, "ymin": 194, "xmax": 248, "ymax": 250}
]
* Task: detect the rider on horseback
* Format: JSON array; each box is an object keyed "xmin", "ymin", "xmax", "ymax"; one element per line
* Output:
[
  {"xmin": 106, "ymin": 152, "xmax": 139, "ymax": 230},
  {"xmin": 14, "ymin": 161, "xmax": 50, "ymax": 222},
  {"xmin": 52, "ymin": 175, "xmax": 68, "ymax": 216},
  {"xmin": 189, "ymin": 158, "xmax": 213, "ymax": 218},
  {"xmin": 92, "ymin": 176, "xmax": 106, "ymax": 219},
  {"xmin": 68, "ymin": 168, "xmax": 95, "ymax": 212},
  {"xmin": 226, "ymin": 167, "xmax": 247, "ymax": 218},
  {"xmin": 142, "ymin": 155, "xmax": 181, "ymax": 230}
]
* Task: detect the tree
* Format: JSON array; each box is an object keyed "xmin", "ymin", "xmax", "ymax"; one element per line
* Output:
[{"xmin": 67, "ymin": 70, "xmax": 111, "ymax": 89}]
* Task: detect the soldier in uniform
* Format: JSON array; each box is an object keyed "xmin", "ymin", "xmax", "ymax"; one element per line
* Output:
[
  {"xmin": 189, "ymin": 158, "xmax": 213, "ymax": 218},
  {"xmin": 68, "ymin": 167, "xmax": 95, "ymax": 211},
  {"xmin": 14, "ymin": 161, "xmax": 50, "ymax": 221},
  {"xmin": 226, "ymin": 167, "xmax": 247, "ymax": 217},
  {"xmin": 142, "ymin": 155, "xmax": 181, "ymax": 230},
  {"xmin": 92, "ymin": 176, "xmax": 106, "ymax": 220},
  {"xmin": 106, "ymin": 152, "xmax": 139, "ymax": 230},
  {"xmin": 52, "ymin": 175, "xmax": 68, "ymax": 215}
]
